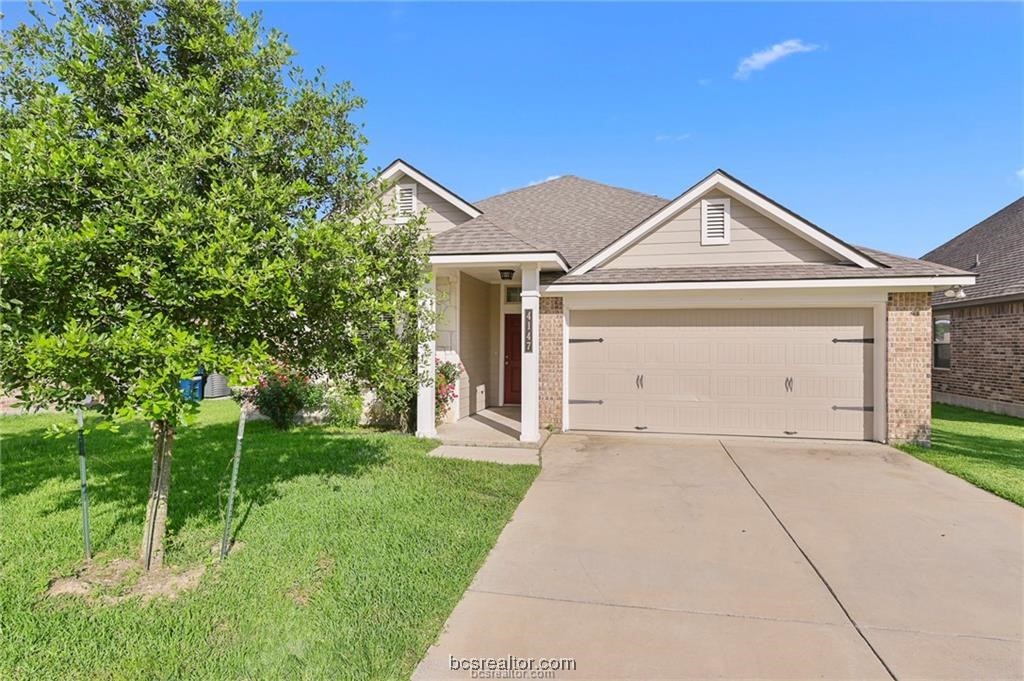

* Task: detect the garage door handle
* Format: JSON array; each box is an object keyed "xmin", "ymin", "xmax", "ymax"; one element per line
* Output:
[
  {"xmin": 639, "ymin": 374, "xmax": 645, "ymax": 389},
  {"xmin": 635, "ymin": 375, "xmax": 640, "ymax": 389}
]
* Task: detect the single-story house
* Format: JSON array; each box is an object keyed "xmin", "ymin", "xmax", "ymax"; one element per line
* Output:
[
  {"xmin": 921, "ymin": 197, "xmax": 1023, "ymax": 418},
  {"xmin": 379, "ymin": 160, "xmax": 975, "ymax": 445}
]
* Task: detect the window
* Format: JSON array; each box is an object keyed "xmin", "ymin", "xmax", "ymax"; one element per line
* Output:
[
  {"xmin": 505, "ymin": 286, "xmax": 522, "ymax": 304},
  {"xmin": 701, "ymin": 198, "xmax": 731, "ymax": 245},
  {"xmin": 396, "ymin": 183, "xmax": 416, "ymax": 221},
  {"xmin": 933, "ymin": 314, "xmax": 951, "ymax": 369}
]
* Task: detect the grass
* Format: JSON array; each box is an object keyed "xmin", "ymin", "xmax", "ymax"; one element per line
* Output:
[
  {"xmin": 0, "ymin": 400, "xmax": 538, "ymax": 679},
  {"xmin": 898, "ymin": 403, "xmax": 1024, "ymax": 507}
]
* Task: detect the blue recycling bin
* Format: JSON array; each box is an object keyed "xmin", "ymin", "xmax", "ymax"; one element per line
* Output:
[{"xmin": 179, "ymin": 379, "xmax": 202, "ymax": 402}]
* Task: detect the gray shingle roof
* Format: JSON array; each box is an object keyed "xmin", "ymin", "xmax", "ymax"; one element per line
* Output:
[
  {"xmin": 434, "ymin": 175, "xmax": 668, "ymax": 267},
  {"xmin": 541, "ymin": 247, "xmax": 970, "ymax": 286},
  {"xmin": 921, "ymin": 197, "xmax": 1024, "ymax": 306},
  {"xmin": 430, "ymin": 171, "xmax": 972, "ymax": 284},
  {"xmin": 431, "ymin": 216, "xmax": 539, "ymax": 255}
]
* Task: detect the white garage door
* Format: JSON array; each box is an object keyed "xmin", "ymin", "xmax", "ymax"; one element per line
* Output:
[{"xmin": 568, "ymin": 308, "xmax": 874, "ymax": 440}]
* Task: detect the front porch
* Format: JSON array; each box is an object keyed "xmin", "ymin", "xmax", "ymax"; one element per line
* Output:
[
  {"xmin": 417, "ymin": 255, "xmax": 561, "ymax": 444},
  {"xmin": 436, "ymin": 406, "xmax": 549, "ymax": 449}
]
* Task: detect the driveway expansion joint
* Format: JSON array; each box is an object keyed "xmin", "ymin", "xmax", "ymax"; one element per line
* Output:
[{"xmin": 718, "ymin": 439, "xmax": 899, "ymax": 681}]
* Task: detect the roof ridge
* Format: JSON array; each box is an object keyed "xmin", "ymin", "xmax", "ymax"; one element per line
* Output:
[{"xmin": 477, "ymin": 174, "xmax": 670, "ymax": 204}]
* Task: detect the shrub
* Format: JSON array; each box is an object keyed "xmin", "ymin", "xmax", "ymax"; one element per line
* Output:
[
  {"xmin": 325, "ymin": 387, "xmax": 363, "ymax": 428},
  {"xmin": 245, "ymin": 368, "xmax": 309, "ymax": 430},
  {"xmin": 435, "ymin": 358, "xmax": 462, "ymax": 424}
]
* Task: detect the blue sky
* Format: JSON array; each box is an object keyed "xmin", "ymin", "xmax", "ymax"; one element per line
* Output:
[{"xmin": 3, "ymin": 2, "xmax": 1022, "ymax": 257}]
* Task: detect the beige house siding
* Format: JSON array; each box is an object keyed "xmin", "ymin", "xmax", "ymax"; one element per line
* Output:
[
  {"xmin": 887, "ymin": 292, "xmax": 932, "ymax": 444},
  {"xmin": 603, "ymin": 191, "xmax": 838, "ymax": 269},
  {"xmin": 385, "ymin": 174, "xmax": 473, "ymax": 236},
  {"xmin": 458, "ymin": 273, "xmax": 496, "ymax": 418}
]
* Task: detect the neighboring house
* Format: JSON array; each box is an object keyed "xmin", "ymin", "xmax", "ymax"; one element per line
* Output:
[
  {"xmin": 921, "ymin": 197, "xmax": 1024, "ymax": 418},
  {"xmin": 379, "ymin": 160, "xmax": 974, "ymax": 445}
]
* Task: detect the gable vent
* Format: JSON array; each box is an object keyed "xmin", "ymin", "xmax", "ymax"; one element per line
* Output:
[
  {"xmin": 701, "ymin": 197, "xmax": 731, "ymax": 245},
  {"xmin": 396, "ymin": 183, "xmax": 417, "ymax": 219}
]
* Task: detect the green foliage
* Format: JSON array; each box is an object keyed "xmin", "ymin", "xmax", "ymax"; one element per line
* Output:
[
  {"xmin": 316, "ymin": 382, "xmax": 363, "ymax": 429},
  {"xmin": 245, "ymin": 368, "xmax": 309, "ymax": 430},
  {"xmin": 0, "ymin": 0, "xmax": 430, "ymax": 429},
  {"xmin": 0, "ymin": 401, "xmax": 538, "ymax": 679}
]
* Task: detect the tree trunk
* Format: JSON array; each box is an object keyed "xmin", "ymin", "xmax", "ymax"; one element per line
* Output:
[{"xmin": 140, "ymin": 420, "xmax": 174, "ymax": 570}]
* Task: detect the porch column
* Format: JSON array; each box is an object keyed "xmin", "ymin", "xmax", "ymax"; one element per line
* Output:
[
  {"xmin": 415, "ymin": 270, "xmax": 437, "ymax": 438},
  {"xmin": 520, "ymin": 263, "xmax": 540, "ymax": 443}
]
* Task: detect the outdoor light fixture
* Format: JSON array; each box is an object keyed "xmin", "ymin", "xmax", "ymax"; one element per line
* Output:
[
  {"xmin": 943, "ymin": 286, "xmax": 966, "ymax": 299},
  {"xmin": 499, "ymin": 269, "xmax": 514, "ymax": 280}
]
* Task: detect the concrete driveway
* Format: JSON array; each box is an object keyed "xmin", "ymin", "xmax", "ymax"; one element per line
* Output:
[{"xmin": 415, "ymin": 433, "xmax": 1023, "ymax": 681}]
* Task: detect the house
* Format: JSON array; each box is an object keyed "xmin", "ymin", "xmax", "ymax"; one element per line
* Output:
[
  {"xmin": 379, "ymin": 160, "xmax": 975, "ymax": 445},
  {"xmin": 921, "ymin": 197, "xmax": 1024, "ymax": 418}
]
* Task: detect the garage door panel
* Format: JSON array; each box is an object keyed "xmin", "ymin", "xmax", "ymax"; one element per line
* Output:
[
  {"xmin": 568, "ymin": 308, "xmax": 873, "ymax": 440},
  {"xmin": 569, "ymin": 399, "xmax": 639, "ymax": 432},
  {"xmin": 679, "ymin": 343, "xmax": 711, "ymax": 364},
  {"xmin": 712, "ymin": 375, "xmax": 752, "ymax": 398}
]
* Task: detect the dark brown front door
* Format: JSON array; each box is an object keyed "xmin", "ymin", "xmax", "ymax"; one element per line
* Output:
[{"xmin": 503, "ymin": 313, "xmax": 522, "ymax": 404}]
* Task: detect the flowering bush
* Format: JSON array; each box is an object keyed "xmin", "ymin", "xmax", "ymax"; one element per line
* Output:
[
  {"xmin": 435, "ymin": 358, "xmax": 462, "ymax": 424},
  {"xmin": 243, "ymin": 367, "xmax": 310, "ymax": 430}
]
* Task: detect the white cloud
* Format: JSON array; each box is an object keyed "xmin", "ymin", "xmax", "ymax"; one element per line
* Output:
[
  {"xmin": 697, "ymin": 78, "xmax": 712, "ymax": 87},
  {"xmin": 734, "ymin": 39, "xmax": 820, "ymax": 80},
  {"xmin": 655, "ymin": 133, "xmax": 691, "ymax": 143},
  {"xmin": 528, "ymin": 175, "xmax": 561, "ymax": 186},
  {"xmin": 1017, "ymin": 168, "xmax": 1024, "ymax": 181}
]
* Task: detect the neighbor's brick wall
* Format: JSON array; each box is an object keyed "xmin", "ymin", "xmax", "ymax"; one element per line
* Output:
[
  {"xmin": 539, "ymin": 296, "xmax": 564, "ymax": 431},
  {"xmin": 932, "ymin": 300, "xmax": 1024, "ymax": 408},
  {"xmin": 887, "ymin": 292, "xmax": 932, "ymax": 444}
]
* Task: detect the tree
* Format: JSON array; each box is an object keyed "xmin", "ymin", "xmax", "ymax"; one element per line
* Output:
[{"xmin": 0, "ymin": 0, "xmax": 430, "ymax": 569}]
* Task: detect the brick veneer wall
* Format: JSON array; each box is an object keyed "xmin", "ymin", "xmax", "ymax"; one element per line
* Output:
[
  {"xmin": 539, "ymin": 296, "xmax": 564, "ymax": 431},
  {"xmin": 932, "ymin": 300, "xmax": 1024, "ymax": 412},
  {"xmin": 887, "ymin": 292, "xmax": 932, "ymax": 444}
]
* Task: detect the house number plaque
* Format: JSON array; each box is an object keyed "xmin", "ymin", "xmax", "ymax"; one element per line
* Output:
[{"xmin": 524, "ymin": 309, "xmax": 534, "ymax": 353}]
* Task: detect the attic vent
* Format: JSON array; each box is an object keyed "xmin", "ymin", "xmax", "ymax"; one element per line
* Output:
[
  {"xmin": 396, "ymin": 183, "xmax": 417, "ymax": 220},
  {"xmin": 701, "ymin": 198, "xmax": 731, "ymax": 245}
]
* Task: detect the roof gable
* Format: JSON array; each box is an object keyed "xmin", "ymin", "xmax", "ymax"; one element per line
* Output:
[
  {"xmin": 570, "ymin": 170, "xmax": 879, "ymax": 275},
  {"xmin": 377, "ymin": 159, "xmax": 482, "ymax": 221},
  {"xmin": 600, "ymin": 189, "xmax": 839, "ymax": 270}
]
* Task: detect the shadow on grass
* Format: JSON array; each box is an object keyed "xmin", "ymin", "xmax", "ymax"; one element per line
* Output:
[
  {"xmin": 928, "ymin": 430, "xmax": 1024, "ymax": 466},
  {"xmin": 1, "ymin": 415, "xmax": 394, "ymax": 552}
]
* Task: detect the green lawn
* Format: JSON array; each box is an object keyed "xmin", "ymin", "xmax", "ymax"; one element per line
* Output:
[
  {"xmin": 898, "ymin": 403, "xmax": 1024, "ymax": 506},
  {"xmin": 0, "ymin": 400, "xmax": 538, "ymax": 679}
]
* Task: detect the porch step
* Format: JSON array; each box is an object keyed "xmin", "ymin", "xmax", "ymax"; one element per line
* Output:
[
  {"xmin": 436, "ymin": 431, "xmax": 548, "ymax": 451},
  {"xmin": 429, "ymin": 444, "xmax": 540, "ymax": 465}
]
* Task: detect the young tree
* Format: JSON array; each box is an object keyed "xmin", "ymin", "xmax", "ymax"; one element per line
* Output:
[{"xmin": 0, "ymin": 0, "xmax": 429, "ymax": 569}]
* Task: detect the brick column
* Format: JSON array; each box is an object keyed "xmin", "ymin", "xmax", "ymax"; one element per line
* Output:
[
  {"xmin": 887, "ymin": 292, "xmax": 932, "ymax": 444},
  {"xmin": 539, "ymin": 296, "xmax": 564, "ymax": 431}
]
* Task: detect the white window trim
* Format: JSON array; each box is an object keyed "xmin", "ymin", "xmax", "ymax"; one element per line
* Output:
[
  {"xmin": 701, "ymin": 197, "xmax": 731, "ymax": 246},
  {"xmin": 933, "ymin": 312, "xmax": 952, "ymax": 370},
  {"xmin": 395, "ymin": 183, "xmax": 417, "ymax": 223}
]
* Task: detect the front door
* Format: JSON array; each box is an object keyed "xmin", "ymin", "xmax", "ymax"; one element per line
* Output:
[{"xmin": 503, "ymin": 313, "xmax": 522, "ymax": 404}]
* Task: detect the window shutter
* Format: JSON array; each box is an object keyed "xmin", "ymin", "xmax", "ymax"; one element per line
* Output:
[
  {"xmin": 397, "ymin": 184, "xmax": 417, "ymax": 218},
  {"xmin": 701, "ymin": 198, "xmax": 731, "ymax": 245}
]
